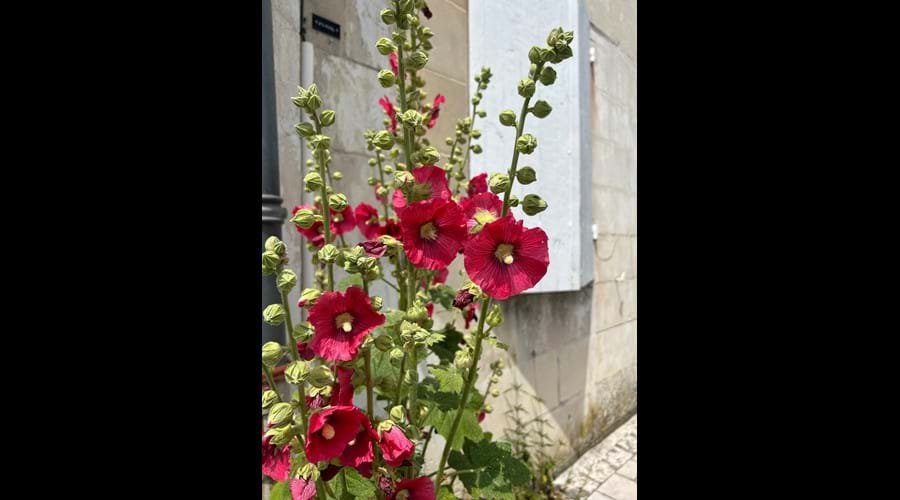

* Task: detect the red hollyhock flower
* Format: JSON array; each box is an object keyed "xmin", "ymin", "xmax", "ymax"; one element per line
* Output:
[
  {"xmin": 463, "ymin": 215, "xmax": 549, "ymax": 300},
  {"xmin": 463, "ymin": 303, "xmax": 478, "ymax": 330},
  {"xmin": 330, "ymin": 204, "xmax": 357, "ymax": 236},
  {"xmin": 340, "ymin": 418, "xmax": 378, "ymax": 470},
  {"xmin": 374, "ymin": 183, "xmax": 389, "ymax": 205},
  {"xmin": 392, "ymin": 165, "xmax": 451, "ymax": 210},
  {"xmin": 290, "ymin": 477, "xmax": 316, "ymax": 500},
  {"xmin": 379, "ymin": 96, "xmax": 397, "ymax": 134},
  {"xmin": 399, "ymin": 198, "xmax": 466, "ymax": 271},
  {"xmin": 291, "ymin": 204, "xmax": 356, "ymax": 247},
  {"xmin": 292, "ymin": 205, "xmax": 324, "ymax": 247},
  {"xmin": 308, "ymin": 286, "xmax": 385, "ymax": 361},
  {"xmin": 355, "ymin": 202, "xmax": 381, "ymax": 240},
  {"xmin": 380, "ymin": 425, "xmax": 415, "ymax": 468},
  {"xmin": 389, "ymin": 52, "xmax": 399, "ymax": 76},
  {"xmin": 305, "ymin": 405, "xmax": 372, "ymax": 464},
  {"xmin": 426, "ymin": 303, "xmax": 434, "ymax": 318},
  {"xmin": 388, "ymin": 476, "xmax": 436, "ymax": 500},
  {"xmin": 381, "ymin": 218, "xmax": 402, "ymax": 240},
  {"xmin": 361, "ymin": 240, "xmax": 388, "ymax": 258},
  {"xmin": 296, "ymin": 341, "xmax": 316, "ymax": 361},
  {"xmin": 330, "ymin": 366, "xmax": 355, "ymax": 406},
  {"xmin": 261, "ymin": 434, "xmax": 291, "ymax": 481},
  {"xmin": 468, "ymin": 172, "xmax": 488, "ymax": 197},
  {"xmin": 460, "ymin": 192, "xmax": 503, "ymax": 236},
  {"xmin": 427, "ymin": 94, "xmax": 445, "ymax": 129},
  {"xmin": 478, "ymin": 410, "xmax": 486, "ymax": 423},
  {"xmin": 306, "ymin": 394, "xmax": 328, "ymax": 410}
]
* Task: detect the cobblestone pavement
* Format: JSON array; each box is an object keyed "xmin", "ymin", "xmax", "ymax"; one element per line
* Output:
[{"xmin": 554, "ymin": 415, "xmax": 637, "ymax": 500}]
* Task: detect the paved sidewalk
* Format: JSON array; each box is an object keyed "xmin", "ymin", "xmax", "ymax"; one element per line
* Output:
[{"xmin": 554, "ymin": 414, "xmax": 637, "ymax": 500}]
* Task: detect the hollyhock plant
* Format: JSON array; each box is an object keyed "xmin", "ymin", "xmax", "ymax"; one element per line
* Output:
[
  {"xmin": 355, "ymin": 202, "xmax": 382, "ymax": 240},
  {"xmin": 264, "ymin": 20, "xmax": 575, "ymax": 499},
  {"xmin": 460, "ymin": 191, "xmax": 503, "ymax": 236},
  {"xmin": 389, "ymin": 476, "xmax": 436, "ymax": 500},
  {"xmin": 380, "ymin": 425, "xmax": 415, "ymax": 468},
  {"xmin": 391, "ymin": 165, "xmax": 452, "ymax": 210},
  {"xmin": 464, "ymin": 215, "xmax": 550, "ymax": 300},
  {"xmin": 399, "ymin": 198, "xmax": 466, "ymax": 270},
  {"xmin": 308, "ymin": 286, "xmax": 385, "ymax": 361}
]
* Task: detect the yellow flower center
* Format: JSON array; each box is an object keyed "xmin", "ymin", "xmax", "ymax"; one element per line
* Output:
[
  {"xmin": 334, "ymin": 312, "xmax": 354, "ymax": 333},
  {"xmin": 321, "ymin": 423, "xmax": 336, "ymax": 440},
  {"xmin": 494, "ymin": 243, "xmax": 515, "ymax": 265},
  {"xmin": 420, "ymin": 222, "xmax": 438, "ymax": 240},
  {"xmin": 473, "ymin": 208, "xmax": 496, "ymax": 226}
]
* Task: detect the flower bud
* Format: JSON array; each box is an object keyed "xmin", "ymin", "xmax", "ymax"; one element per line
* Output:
[
  {"xmin": 393, "ymin": 170, "xmax": 415, "ymax": 188},
  {"xmin": 308, "ymin": 365, "xmax": 336, "ymax": 388},
  {"xmin": 277, "ymin": 269, "xmax": 298, "ymax": 294},
  {"xmin": 378, "ymin": 69, "xmax": 396, "ymax": 88},
  {"xmin": 331, "ymin": 171, "xmax": 343, "ymax": 180},
  {"xmin": 407, "ymin": 50, "xmax": 429, "ymax": 70},
  {"xmin": 491, "ymin": 388, "xmax": 500, "ymax": 397},
  {"xmin": 371, "ymin": 296, "xmax": 384, "ymax": 312},
  {"xmin": 419, "ymin": 146, "xmax": 440, "ymax": 165},
  {"xmin": 284, "ymin": 360, "xmax": 310, "ymax": 384},
  {"xmin": 390, "ymin": 405, "xmax": 405, "ymax": 422},
  {"xmin": 539, "ymin": 66, "xmax": 557, "ymax": 86},
  {"xmin": 454, "ymin": 350, "xmax": 472, "ymax": 370},
  {"xmin": 299, "ymin": 463, "xmax": 320, "ymax": 482},
  {"xmin": 399, "ymin": 109, "xmax": 423, "ymax": 128},
  {"xmin": 298, "ymin": 288, "xmax": 321, "ymax": 308},
  {"xmin": 389, "ymin": 347, "xmax": 405, "ymax": 364},
  {"xmin": 516, "ymin": 134, "xmax": 538, "ymax": 154},
  {"xmin": 377, "ymin": 419, "xmax": 396, "ymax": 433},
  {"xmin": 290, "ymin": 209, "xmax": 316, "ymax": 229},
  {"xmin": 486, "ymin": 304, "xmax": 503, "ymax": 327},
  {"xmin": 295, "ymin": 122, "xmax": 315, "ymax": 137},
  {"xmin": 471, "ymin": 144, "xmax": 482, "ymax": 154},
  {"xmin": 477, "ymin": 110, "xmax": 487, "ymax": 118},
  {"xmin": 317, "ymin": 244, "xmax": 339, "ymax": 263},
  {"xmin": 471, "ymin": 129, "xmax": 482, "ymax": 139},
  {"xmin": 374, "ymin": 334, "xmax": 393, "ymax": 352},
  {"xmin": 264, "ymin": 422, "xmax": 296, "ymax": 446},
  {"xmin": 453, "ymin": 288, "xmax": 476, "ymax": 309},
  {"xmin": 329, "ymin": 193, "xmax": 349, "ymax": 211},
  {"xmin": 531, "ymin": 100, "xmax": 552, "ymax": 118},
  {"xmin": 263, "ymin": 304, "xmax": 286, "ymax": 326},
  {"xmin": 262, "ymin": 341, "xmax": 285, "ymax": 367},
  {"xmin": 262, "ymin": 390, "xmax": 278, "ymax": 409},
  {"xmin": 554, "ymin": 44, "xmax": 574, "ymax": 61},
  {"xmin": 380, "ymin": 8, "xmax": 396, "ymax": 24},
  {"xmin": 372, "ymin": 130, "xmax": 395, "ymax": 150},
  {"xmin": 522, "ymin": 194, "xmax": 548, "ymax": 215},
  {"xmin": 489, "ymin": 173, "xmax": 510, "ymax": 194},
  {"xmin": 267, "ymin": 402, "xmax": 294, "ymax": 427},
  {"xmin": 376, "ymin": 37, "xmax": 397, "ymax": 55},
  {"xmin": 265, "ymin": 236, "xmax": 286, "ymax": 256},
  {"xmin": 405, "ymin": 303, "xmax": 429, "ymax": 323},
  {"xmin": 484, "ymin": 404, "xmax": 494, "ymax": 414},
  {"xmin": 528, "ymin": 46, "xmax": 543, "ymax": 64},
  {"xmin": 518, "ymin": 78, "xmax": 536, "ymax": 98},
  {"xmin": 262, "ymin": 250, "xmax": 282, "ymax": 275},
  {"xmin": 306, "ymin": 93, "xmax": 322, "ymax": 111},
  {"xmin": 309, "ymin": 134, "xmax": 331, "ymax": 151},
  {"xmin": 304, "ymin": 171, "xmax": 324, "ymax": 192},
  {"xmin": 507, "ymin": 194, "xmax": 520, "ymax": 207},
  {"xmin": 490, "ymin": 375, "xmax": 500, "ymax": 384},
  {"xmin": 516, "ymin": 166, "xmax": 537, "ymax": 185},
  {"xmin": 499, "ymin": 109, "xmax": 517, "ymax": 127},
  {"xmin": 383, "ymin": 165, "xmax": 394, "ymax": 174},
  {"xmin": 317, "ymin": 109, "xmax": 334, "ymax": 127},
  {"xmin": 291, "ymin": 88, "xmax": 309, "ymax": 108}
]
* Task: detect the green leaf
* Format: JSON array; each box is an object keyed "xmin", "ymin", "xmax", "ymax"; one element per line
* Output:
[
  {"xmin": 452, "ymin": 439, "xmax": 533, "ymax": 499},
  {"xmin": 269, "ymin": 481, "xmax": 292, "ymax": 500},
  {"xmin": 437, "ymin": 486, "xmax": 457, "ymax": 500},
  {"xmin": 430, "ymin": 365, "xmax": 464, "ymax": 394},
  {"xmin": 425, "ymin": 407, "xmax": 484, "ymax": 450},
  {"xmin": 343, "ymin": 468, "xmax": 376, "ymax": 498},
  {"xmin": 431, "ymin": 324, "xmax": 465, "ymax": 364},
  {"xmin": 485, "ymin": 335, "xmax": 509, "ymax": 351},
  {"xmin": 337, "ymin": 274, "xmax": 363, "ymax": 291},
  {"xmin": 429, "ymin": 284, "xmax": 457, "ymax": 310}
]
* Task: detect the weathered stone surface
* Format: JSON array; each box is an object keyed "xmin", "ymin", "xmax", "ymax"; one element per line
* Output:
[
  {"xmin": 588, "ymin": 320, "xmax": 636, "ymax": 382},
  {"xmin": 313, "ymin": 55, "xmax": 384, "ymax": 157},
  {"xmin": 592, "ymin": 279, "xmax": 636, "ymax": 333},
  {"xmin": 555, "ymin": 415, "xmax": 637, "ymax": 497},
  {"xmin": 418, "ymin": 68, "xmax": 469, "ymax": 161},
  {"xmin": 422, "ymin": 0, "xmax": 469, "ymax": 82},
  {"xmin": 594, "ymin": 234, "xmax": 636, "ymax": 283},
  {"xmin": 617, "ymin": 458, "xmax": 637, "ymax": 480},
  {"xmin": 343, "ymin": 0, "xmax": 389, "ymax": 70},
  {"xmin": 585, "ymin": 0, "xmax": 637, "ymax": 62},
  {"xmin": 558, "ymin": 337, "xmax": 590, "ymax": 402}
]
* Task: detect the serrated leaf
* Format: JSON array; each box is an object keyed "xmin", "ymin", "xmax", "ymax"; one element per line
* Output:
[
  {"xmin": 429, "ymin": 284, "xmax": 457, "ymax": 310},
  {"xmin": 431, "ymin": 324, "xmax": 464, "ymax": 364},
  {"xmin": 337, "ymin": 274, "xmax": 364, "ymax": 291},
  {"xmin": 426, "ymin": 407, "xmax": 484, "ymax": 450},
  {"xmin": 453, "ymin": 439, "xmax": 533, "ymax": 499},
  {"xmin": 343, "ymin": 468, "xmax": 376, "ymax": 498},
  {"xmin": 429, "ymin": 365, "xmax": 464, "ymax": 394},
  {"xmin": 269, "ymin": 481, "xmax": 292, "ymax": 500}
]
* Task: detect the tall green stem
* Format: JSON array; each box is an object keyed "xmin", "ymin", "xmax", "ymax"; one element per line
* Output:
[{"xmin": 312, "ymin": 113, "xmax": 335, "ymax": 291}]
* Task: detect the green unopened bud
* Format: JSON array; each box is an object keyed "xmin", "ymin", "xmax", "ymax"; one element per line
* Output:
[
  {"xmin": 331, "ymin": 170, "xmax": 343, "ymax": 180},
  {"xmin": 518, "ymin": 78, "xmax": 536, "ymax": 98},
  {"xmin": 376, "ymin": 37, "xmax": 397, "ymax": 56},
  {"xmin": 528, "ymin": 46, "xmax": 543, "ymax": 64},
  {"xmin": 554, "ymin": 44, "xmax": 573, "ymax": 61},
  {"xmin": 490, "ymin": 375, "xmax": 500, "ymax": 384},
  {"xmin": 399, "ymin": 109, "xmax": 423, "ymax": 128},
  {"xmin": 376, "ymin": 185, "xmax": 389, "ymax": 198},
  {"xmin": 522, "ymin": 194, "xmax": 548, "ymax": 215},
  {"xmin": 304, "ymin": 171, "xmax": 324, "ymax": 192},
  {"xmin": 378, "ymin": 69, "xmax": 396, "ymax": 88},
  {"xmin": 265, "ymin": 236, "xmax": 286, "ymax": 256},
  {"xmin": 454, "ymin": 350, "xmax": 472, "ymax": 370},
  {"xmin": 478, "ymin": 110, "xmax": 487, "ymax": 118},
  {"xmin": 308, "ymin": 365, "xmax": 336, "ymax": 388},
  {"xmin": 419, "ymin": 146, "xmax": 440, "ymax": 165},
  {"xmin": 262, "ymin": 250, "xmax": 282, "ymax": 275},
  {"xmin": 486, "ymin": 304, "xmax": 503, "ymax": 327},
  {"xmin": 319, "ymin": 109, "xmax": 335, "ymax": 127},
  {"xmin": 262, "ymin": 341, "xmax": 285, "ymax": 367},
  {"xmin": 264, "ymin": 422, "xmax": 296, "ymax": 446},
  {"xmin": 373, "ymin": 130, "xmax": 394, "ymax": 150},
  {"xmin": 484, "ymin": 404, "xmax": 494, "ymax": 414},
  {"xmin": 267, "ymin": 402, "xmax": 294, "ymax": 428},
  {"xmin": 531, "ymin": 100, "xmax": 552, "ymax": 118},
  {"xmin": 374, "ymin": 334, "xmax": 393, "ymax": 352},
  {"xmin": 394, "ymin": 170, "xmax": 415, "ymax": 188},
  {"xmin": 472, "ymin": 95, "xmax": 481, "ymax": 106},
  {"xmin": 371, "ymin": 296, "xmax": 384, "ymax": 312},
  {"xmin": 309, "ymin": 134, "xmax": 331, "ymax": 151},
  {"xmin": 291, "ymin": 88, "xmax": 309, "ymax": 108},
  {"xmin": 539, "ymin": 66, "xmax": 557, "ymax": 86},
  {"xmin": 284, "ymin": 360, "xmax": 310, "ymax": 384},
  {"xmin": 390, "ymin": 405, "xmax": 405, "ymax": 422},
  {"xmin": 491, "ymin": 388, "xmax": 500, "ymax": 397},
  {"xmin": 405, "ymin": 303, "xmax": 429, "ymax": 323},
  {"xmin": 263, "ymin": 304, "xmax": 286, "ymax": 326},
  {"xmin": 262, "ymin": 390, "xmax": 278, "ymax": 409},
  {"xmin": 383, "ymin": 165, "xmax": 394, "ymax": 174},
  {"xmin": 306, "ymin": 93, "xmax": 322, "ymax": 111},
  {"xmin": 508, "ymin": 194, "xmax": 520, "ymax": 207},
  {"xmin": 471, "ymin": 129, "xmax": 482, "ymax": 139},
  {"xmin": 299, "ymin": 463, "xmax": 320, "ymax": 482},
  {"xmin": 295, "ymin": 122, "xmax": 315, "ymax": 137},
  {"xmin": 516, "ymin": 167, "xmax": 537, "ymax": 185},
  {"xmin": 489, "ymin": 173, "xmax": 510, "ymax": 194},
  {"xmin": 317, "ymin": 244, "xmax": 339, "ymax": 263},
  {"xmin": 407, "ymin": 50, "xmax": 428, "ymax": 70},
  {"xmin": 329, "ymin": 193, "xmax": 349, "ymax": 211},
  {"xmin": 389, "ymin": 347, "xmax": 405, "ymax": 363},
  {"xmin": 377, "ymin": 420, "xmax": 396, "ymax": 433},
  {"xmin": 499, "ymin": 109, "xmax": 517, "ymax": 127},
  {"xmin": 380, "ymin": 8, "xmax": 396, "ymax": 24},
  {"xmin": 516, "ymin": 134, "xmax": 538, "ymax": 154},
  {"xmin": 298, "ymin": 288, "xmax": 321, "ymax": 307},
  {"xmin": 277, "ymin": 269, "xmax": 298, "ymax": 294},
  {"xmin": 291, "ymin": 209, "xmax": 316, "ymax": 229}
]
